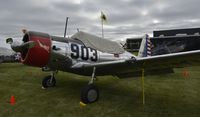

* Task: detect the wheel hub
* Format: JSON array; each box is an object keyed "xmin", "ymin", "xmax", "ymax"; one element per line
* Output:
[
  {"xmin": 47, "ymin": 79, "xmax": 53, "ymax": 86},
  {"xmin": 87, "ymin": 89, "xmax": 97, "ymax": 102}
]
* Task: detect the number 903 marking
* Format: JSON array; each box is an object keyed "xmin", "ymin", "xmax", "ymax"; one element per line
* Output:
[{"xmin": 70, "ymin": 43, "xmax": 98, "ymax": 62}]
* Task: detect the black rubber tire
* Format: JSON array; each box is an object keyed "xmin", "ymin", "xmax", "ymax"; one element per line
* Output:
[
  {"xmin": 42, "ymin": 75, "xmax": 56, "ymax": 88},
  {"xmin": 80, "ymin": 84, "xmax": 99, "ymax": 104}
]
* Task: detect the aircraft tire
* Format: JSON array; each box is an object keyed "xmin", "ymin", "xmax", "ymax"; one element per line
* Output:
[
  {"xmin": 80, "ymin": 84, "xmax": 99, "ymax": 104},
  {"xmin": 42, "ymin": 75, "xmax": 56, "ymax": 88}
]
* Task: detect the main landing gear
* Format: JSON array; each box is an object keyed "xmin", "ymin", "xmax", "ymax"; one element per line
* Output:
[
  {"xmin": 42, "ymin": 71, "xmax": 56, "ymax": 88},
  {"xmin": 80, "ymin": 67, "xmax": 99, "ymax": 104},
  {"xmin": 41, "ymin": 67, "xmax": 99, "ymax": 104}
]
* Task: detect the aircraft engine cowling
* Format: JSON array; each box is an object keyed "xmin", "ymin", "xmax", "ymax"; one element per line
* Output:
[{"xmin": 21, "ymin": 31, "xmax": 51, "ymax": 67}]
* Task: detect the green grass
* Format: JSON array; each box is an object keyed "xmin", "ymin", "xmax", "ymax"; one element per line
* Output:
[{"xmin": 0, "ymin": 63, "xmax": 200, "ymax": 117}]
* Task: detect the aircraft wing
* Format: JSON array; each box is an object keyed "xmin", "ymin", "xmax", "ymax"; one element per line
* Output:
[
  {"xmin": 74, "ymin": 50, "xmax": 200, "ymax": 77},
  {"xmin": 136, "ymin": 49, "xmax": 200, "ymax": 68}
]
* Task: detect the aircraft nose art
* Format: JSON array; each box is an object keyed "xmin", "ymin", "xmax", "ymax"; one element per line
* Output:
[{"xmin": 21, "ymin": 31, "xmax": 52, "ymax": 67}]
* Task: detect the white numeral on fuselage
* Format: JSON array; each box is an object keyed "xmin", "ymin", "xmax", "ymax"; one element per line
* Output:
[{"xmin": 70, "ymin": 43, "xmax": 98, "ymax": 62}]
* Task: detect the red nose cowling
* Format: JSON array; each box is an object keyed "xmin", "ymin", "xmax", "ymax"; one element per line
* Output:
[{"xmin": 21, "ymin": 31, "xmax": 51, "ymax": 67}]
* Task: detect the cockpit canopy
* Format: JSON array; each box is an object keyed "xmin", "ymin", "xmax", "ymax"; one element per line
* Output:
[{"xmin": 71, "ymin": 31, "xmax": 125, "ymax": 54}]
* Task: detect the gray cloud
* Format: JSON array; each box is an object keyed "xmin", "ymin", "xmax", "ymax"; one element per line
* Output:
[{"xmin": 1, "ymin": 0, "xmax": 200, "ymax": 48}]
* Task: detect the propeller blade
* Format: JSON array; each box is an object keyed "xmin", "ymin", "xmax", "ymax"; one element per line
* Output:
[{"xmin": 7, "ymin": 38, "xmax": 36, "ymax": 52}]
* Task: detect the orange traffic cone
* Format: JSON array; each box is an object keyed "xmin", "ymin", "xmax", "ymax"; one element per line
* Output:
[
  {"xmin": 182, "ymin": 69, "xmax": 190, "ymax": 78},
  {"xmin": 10, "ymin": 95, "xmax": 16, "ymax": 105}
]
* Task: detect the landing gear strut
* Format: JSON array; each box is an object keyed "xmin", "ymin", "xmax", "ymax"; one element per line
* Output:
[
  {"xmin": 42, "ymin": 71, "xmax": 56, "ymax": 88},
  {"xmin": 80, "ymin": 67, "xmax": 99, "ymax": 104}
]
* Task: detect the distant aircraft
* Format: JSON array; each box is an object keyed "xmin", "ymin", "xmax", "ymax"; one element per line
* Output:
[
  {"xmin": 6, "ymin": 31, "xmax": 200, "ymax": 104},
  {"xmin": 0, "ymin": 47, "xmax": 17, "ymax": 63}
]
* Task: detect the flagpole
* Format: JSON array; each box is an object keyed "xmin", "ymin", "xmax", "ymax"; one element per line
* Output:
[
  {"xmin": 101, "ymin": 18, "xmax": 104, "ymax": 38},
  {"xmin": 101, "ymin": 11, "xmax": 106, "ymax": 38}
]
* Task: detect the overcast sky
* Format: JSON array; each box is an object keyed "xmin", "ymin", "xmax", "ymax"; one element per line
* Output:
[{"xmin": 1, "ymin": 0, "xmax": 200, "ymax": 48}]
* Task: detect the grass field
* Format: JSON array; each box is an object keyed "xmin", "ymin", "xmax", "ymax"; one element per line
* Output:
[{"xmin": 0, "ymin": 63, "xmax": 200, "ymax": 117}]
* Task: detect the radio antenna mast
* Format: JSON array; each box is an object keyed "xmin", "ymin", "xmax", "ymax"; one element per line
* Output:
[{"xmin": 64, "ymin": 17, "xmax": 69, "ymax": 38}]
